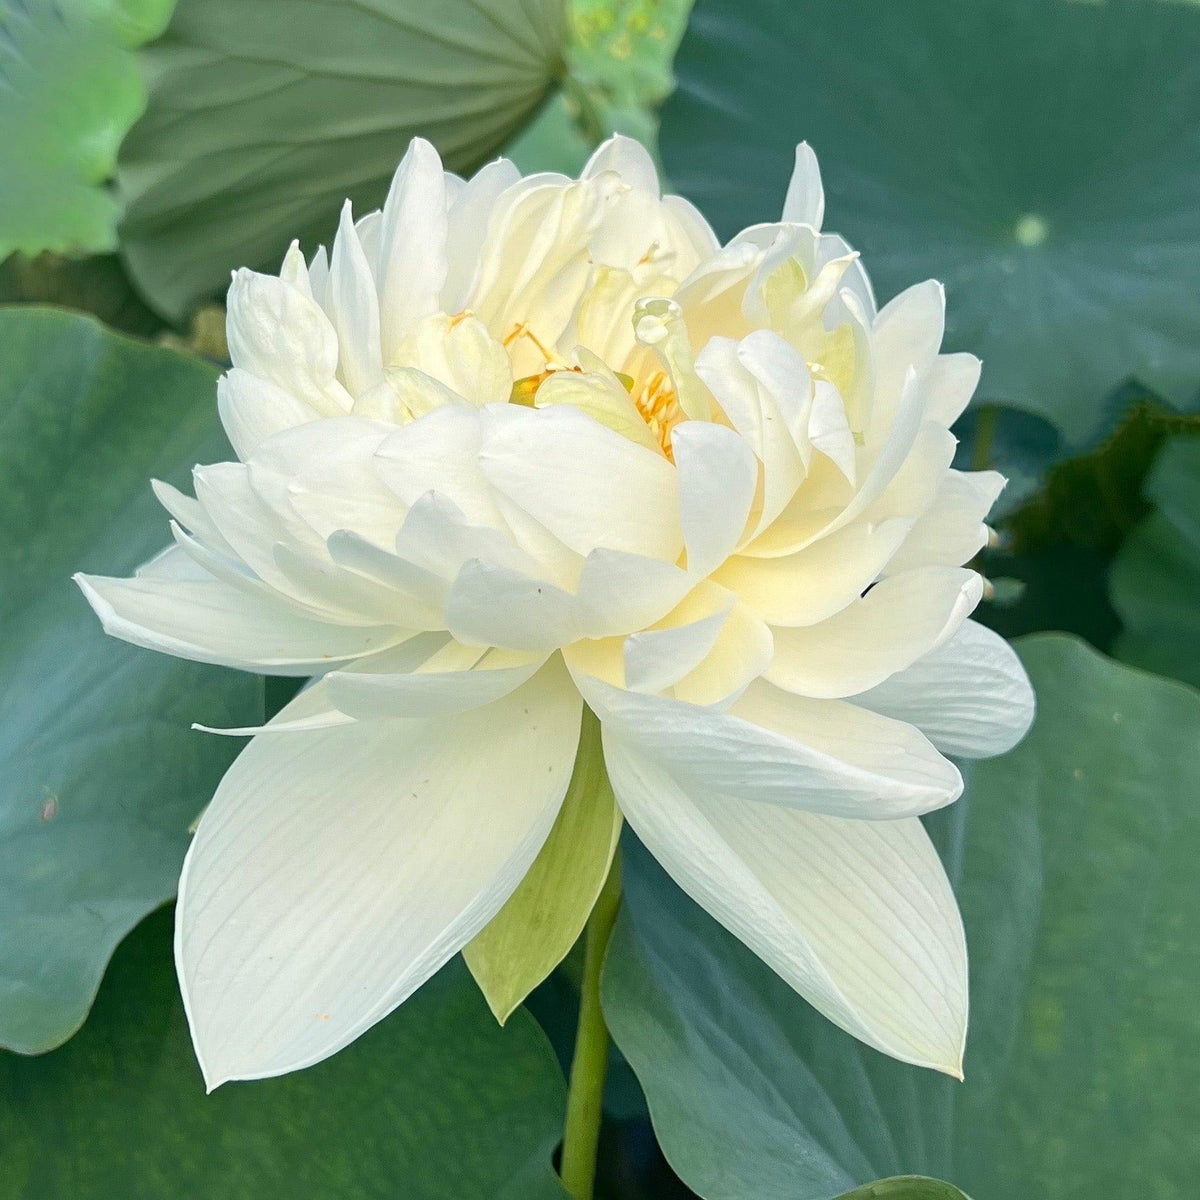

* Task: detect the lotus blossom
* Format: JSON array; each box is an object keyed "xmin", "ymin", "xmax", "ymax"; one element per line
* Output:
[{"xmin": 77, "ymin": 135, "xmax": 1033, "ymax": 1089}]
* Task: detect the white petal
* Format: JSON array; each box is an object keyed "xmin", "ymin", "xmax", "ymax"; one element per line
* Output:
[
  {"xmin": 582, "ymin": 133, "xmax": 661, "ymax": 195},
  {"xmin": 479, "ymin": 404, "xmax": 683, "ymax": 562},
  {"xmin": 780, "ymin": 141, "xmax": 825, "ymax": 229},
  {"xmin": 374, "ymin": 405, "xmax": 505, "ymax": 528},
  {"xmin": 573, "ymin": 547, "xmax": 695, "ymax": 638},
  {"xmin": 868, "ymin": 280, "xmax": 945, "ymax": 444},
  {"xmin": 576, "ymin": 673, "xmax": 961, "ymax": 819},
  {"xmin": 884, "ymin": 469, "xmax": 1005, "ymax": 574},
  {"xmin": 226, "ymin": 268, "xmax": 352, "ymax": 415},
  {"xmin": 695, "ymin": 336, "xmax": 804, "ymax": 536},
  {"xmin": 853, "ymin": 620, "xmax": 1034, "ymax": 758},
  {"xmin": 671, "ymin": 420, "xmax": 758, "ymax": 576},
  {"xmin": 326, "ymin": 640, "xmax": 546, "ymax": 718},
  {"xmin": 442, "ymin": 156, "xmax": 522, "ymax": 313},
  {"xmin": 717, "ymin": 517, "xmax": 913, "ymax": 626},
  {"xmin": 445, "ymin": 559, "xmax": 579, "ymax": 652},
  {"xmin": 606, "ymin": 736, "xmax": 966, "ymax": 1074},
  {"xmin": 671, "ymin": 601, "xmax": 774, "ymax": 708},
  {"xmin": 217, "ymin": 369, "xmax": 319, "ymax": 461},
  {"xmin": 75, "ymin": 572, "xmax": 406, "ymax": 674},
  {"xmin": 376, "ymin": 138, "xmax": 448, "ymax": 357},
  {"xmin": 923, "ymin": 353, "xmax": 981, "ymax": 427},
  {"xmin": 177, "ymin": 661, "xmax": 582, "ymax": 1088},
  {"xmin": 767, "ymin": 567, "xmax": 983, "ymax": 698},
  {"xmin": 624, "ymin": 589, "xmax": 734, "ymax": 694},
  {"xmin": 328, "ymin": 202, "xmax": 384, "ymax": 397}
]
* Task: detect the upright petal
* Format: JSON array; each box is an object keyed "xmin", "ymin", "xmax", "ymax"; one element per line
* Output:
[
  {"xmin": 177, "ymin": 660, "xmax": 582, "ymax": 1088},
  {"xmin": 781, "ymin": 141, "xmax": 825, "ymax": 229}
]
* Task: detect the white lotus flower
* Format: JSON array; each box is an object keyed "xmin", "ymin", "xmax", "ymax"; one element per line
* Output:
[{"xmin": 77, "ymin": 135, "xmax": 1033, "ymax": 1088}]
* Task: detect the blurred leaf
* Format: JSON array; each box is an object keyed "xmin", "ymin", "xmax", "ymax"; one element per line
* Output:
[
  {"xmin": 0, "ymin": 306, "xmax": 261, "ymax": 1053},
  {"xmin": 971, "ymin": 394, "xmax": 1200, "ymax": 648},
  {"xmin": 659, "ymin": 0, "xmax": 1200, "ymax": 439},
  {"xmin": 0, "ymin": 252, "xmax": 165, "ymax": 337},
  {"xmin": 1110, "ymin": 435, "xmax": 1200, "ymax": 688},
  {"xmin": 0, "ymin": 907, "xmax": 568, "ymax": 1199},
  {"xmin": 466, "ymin": 709, "xmax": 621, "ymax": 1024},
  {"xmin": 117, "ymin": 0, "xmax": 567, "ymax": 321},
  {"xmin": 604, "ymin": 635, "xmax": 1200, "ymax": 1199},
  {"xmin": 0, "ymin": 0, "xmax": 174, "ymax": 259}
]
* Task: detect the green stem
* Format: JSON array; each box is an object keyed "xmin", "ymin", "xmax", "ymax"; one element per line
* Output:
[
  {"xmin": 559, "ymin": 848, "xmax": 622, "ymax": 1200},
  {"xmin": 972, "ymin": 402, "xmax": 998, "ymax": 472}
]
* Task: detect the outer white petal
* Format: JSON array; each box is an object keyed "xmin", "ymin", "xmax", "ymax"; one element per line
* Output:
[
  {"xmin": 852, "ymin": 620, "xmax": 1035, "ymax": 758},
  {"xmin": 74, "ymin": 572, "xmax": 407, "ymax": 674},
  {"xmin": 325, "ymin": 640, "xmax": 546, "ymax": 718},
  {"xmin": 605, "ymin": 736, "xmax": 967, "ymax": 1075},
  {"xmin": 478, "ymin": 404, "xmax": 683, "ymax": 562},
  {"xmin": 780, "ymin": 141, "xmax": 825, "ymax": 229},
  {"xmin": 575, "ymin": 673, "xmax": 961, "ymax": 819},
  {"xmin": 217, "ymin": 368, "xmax": 318, "ymax": 461},
  {"xmin": 177, "ymin": 661, "xmax": 582, "ymax": 1088},
  {"xmin": 671, "ymin": 421, "xmax": 758, "ymax": 576},
  {"xmin": 376, "ymin": 137, "xmax": 448, "ymax": 357},
  {"xmin": 767, "ymin": 566, "xmax": 983, "ymax": 698}
]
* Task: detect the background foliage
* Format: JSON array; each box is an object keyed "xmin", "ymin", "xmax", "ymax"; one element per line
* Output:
[{"xmin": 1, "ymin": 0, "xmax": 1197, "ymax": 1196}]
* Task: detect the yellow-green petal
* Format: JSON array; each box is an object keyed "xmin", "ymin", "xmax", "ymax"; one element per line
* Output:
[{"xmin": 465, "ymin": 708, "xmax": 621, "ymax": 1024}]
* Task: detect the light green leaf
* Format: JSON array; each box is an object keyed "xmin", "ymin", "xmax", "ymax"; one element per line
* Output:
[
  {"xmin": 659, "ymin": 0, "xmax": 1200, "ymax": 440},
  {"xmin": 0, "ymin": 307, "xmax": 261, "ymax": 1053},
  {"xmin": 0, "ymin": 0, "xmax": 174, "ymax": 259},
  {"xmin": 116, "ymin": 0, "xmax": 567, "ymax": 321},
  {"xmin": 0, "ymin": 908, "xmax": 568, "ymax": 1199},
  {"xmin": 603, "ymin": 634, "xmax": 1200, "ymax": 1199},
  {"xmin": 837, "ymin": 1181, "xmax": 968, "ymax": 1200},
  {"xmin": 1110, "ymin": 435, "xmax": 1200, "ymax": 688},
  {"xmin": 466, "ymin": 708, "xmax": 621, "ymax": 1023}
]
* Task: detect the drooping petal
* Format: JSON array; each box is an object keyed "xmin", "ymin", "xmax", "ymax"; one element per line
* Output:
[
  {"xmin": 767, "ymin": 567, "xmax": 982, "ymax": 699},
  {"xmin": 576, "ymin": 673, "xmax": 961, "ymax": 819},
  {"xmin": 605, "ymin": 736, "xmax": 967, "ymax": 1075},
  {"xmin": 74, "ymin": 571, "xmax": 407, "ymax": 674},
  {"xmin": 176, "ymin": 661, "xmax": 582, "ymax": 1088},
  {"xmin": 325, "ymin": 640, "xmax": 546, "ymax": 718},
  {"xmin": 852, "ymin": 620, "xmax": 1035, "ymax": 757}
]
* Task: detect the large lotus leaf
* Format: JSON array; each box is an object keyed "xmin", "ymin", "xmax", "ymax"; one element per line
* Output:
[
  {"xmin": 1110, "ymin": 435, "xmax": 1200, "ymax": 688},
  {"xmin": 659, "ymin": 0, "xmax": 1200, "ymax": 440},
  {"xmin": 0, "ymin": 306, "xmax": 261, "ymax": 1053},
  {"xmin": 0, "ymin": 907, "xmax": 567, "ymax": 1199},
  {"xmin": 117, "ymin": 0, "xmax": 567, "ymax": 321},
  {"xmin": 603, "ymin": 634, "xmax": 1200, "ymax": 1199},
  {"xmin": 0, "ymin": 0, "xmax": 174, "ymax": 258}
]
